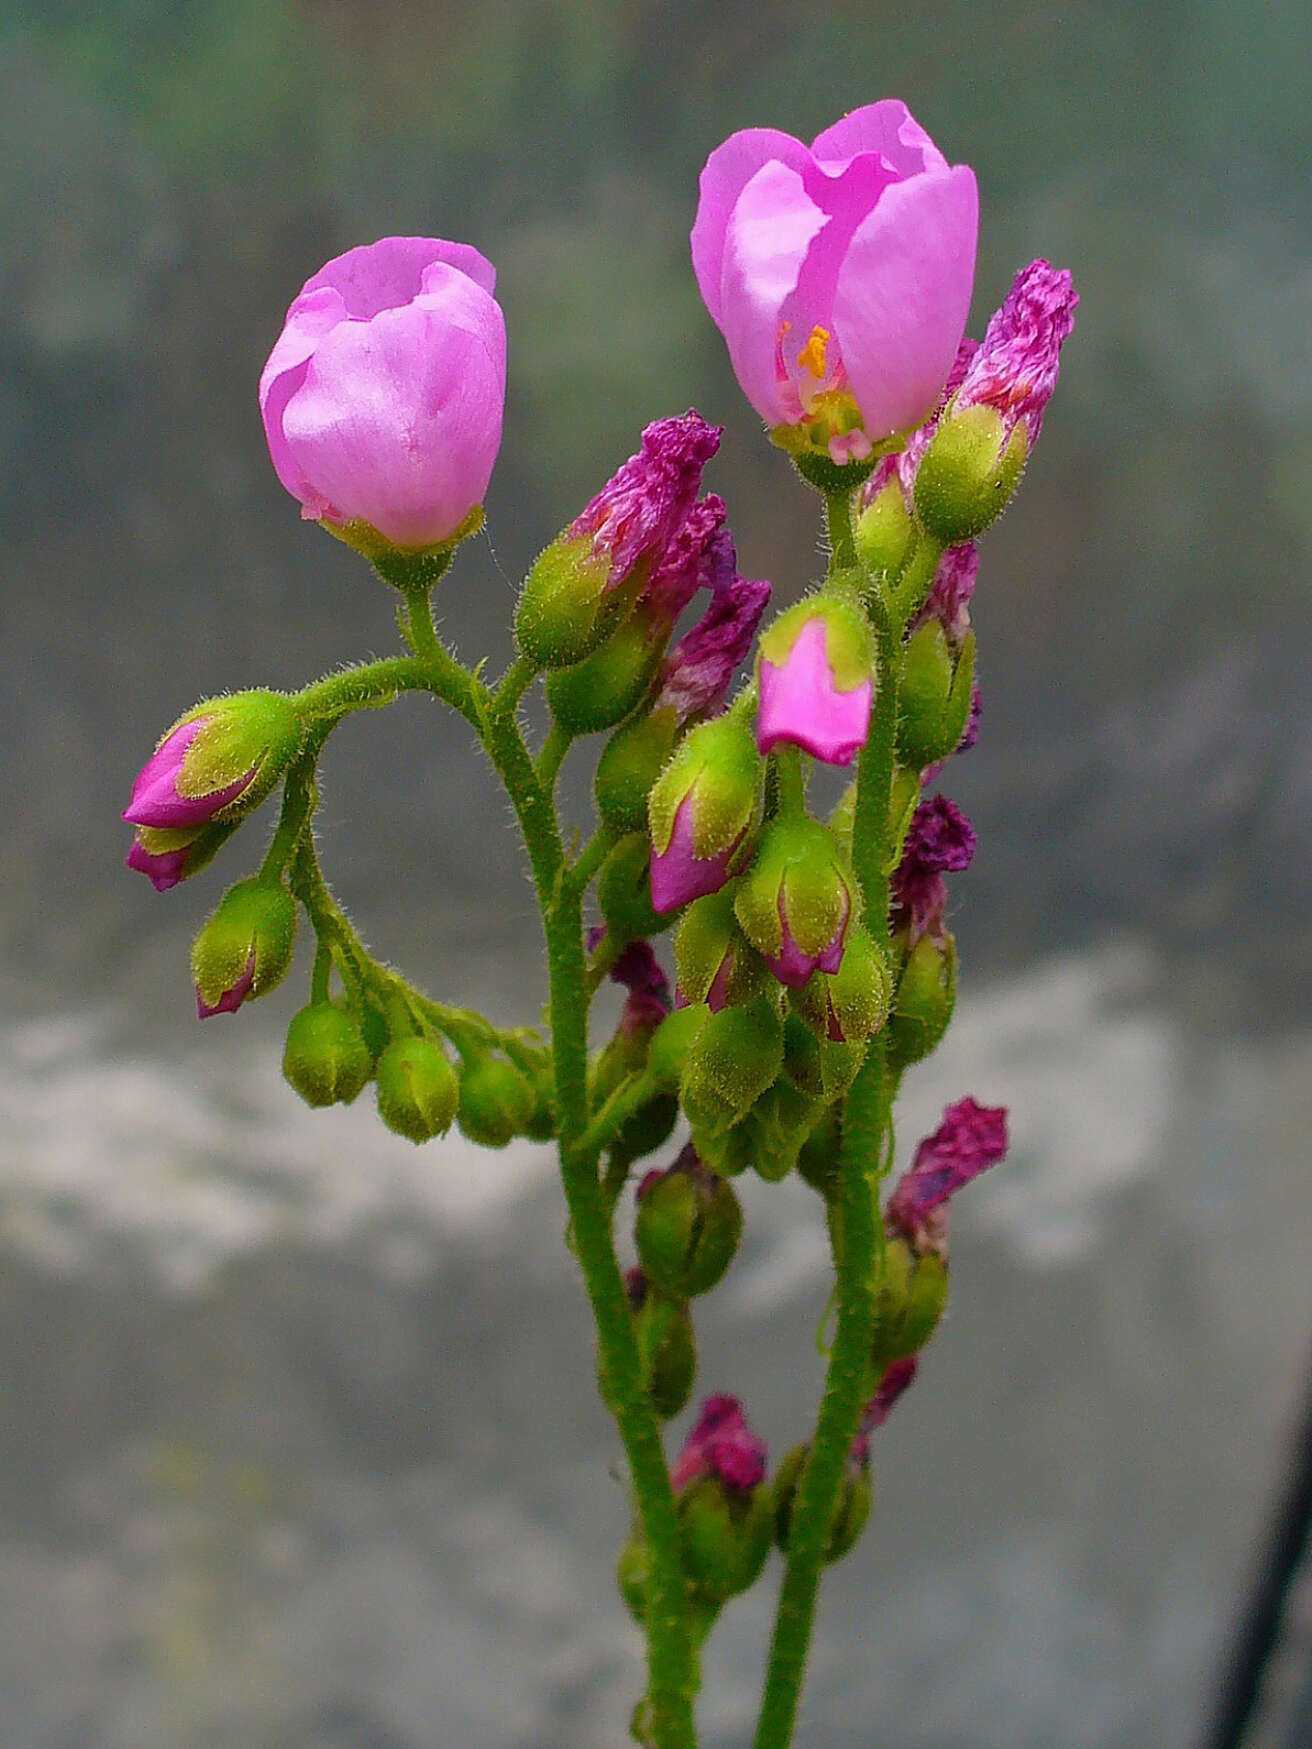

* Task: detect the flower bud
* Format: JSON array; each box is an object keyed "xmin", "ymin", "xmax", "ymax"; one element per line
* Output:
[
  {"xmin": 543, "ymin": 603, "xmax": 666, "ymax": 736},
  {"xmin": 375, "ymin": 1036, "xmax": 459, "ymax": 1142},
  {"xmin": 681, "ymin": 996, "xmax": 784, "ymax": 1127},
  {"xmin": 740, "ymin": 1076, "xmax": 822, "ymax": 1183},
  {"xmin": 772, "ymin": 1442, "xmax": 872, "ymax": 1565},
  {"xmin": 516, "ymin": 411, "xmax": 721, "ymax": 668},
  {"xmin": 282, "ymin": 1001, "xmax": 374, "ymax": 1107},
  {"xmin": 884, "ymin": 931, "xmax": 957, "ymax": 1070},
  {"xmin": 854, "ymin": 464, "xmax": 915, "ymax": 578},
  {"xmin": 599, "ymin": 832, "xmax": 668, "ymax": 946},
  {"xmin": 897, "ymin": 622, "xmax": 977, "ymax": 769},
  {"xmin": 616, "ymin": 1268, "xmax": 697, "ymax": 1420},
  {"xmin": 635, "ymin": 1145, "xmax": 743, "ymax": 1297},
  {"xmin": 913, "ymin": 259, "xmax": 1077, "ymax": 544},
  {"xmin": 191, "ymin": 878, "xmax": 296, "ymax": 1018},
  {"xmin": 125, "ymin": 820, "xmax": 236, "ymax": 892},
  {"xmin": 594, "ymin": 707, "xmax": 679, "ymax": 835},
  {"xmin": 790, "ymin": 925, "xmax": 892, "ymax": 1043},
  {"xmin": 674, "ymin": 888, "xmax": 768, "ymax": 1012},
  {"xmin": 672, "ymin": 1395, "xmax": 772, "ymax": 1602},
  {"xmin": 123, "ymin": 692, "xmax": 300, "ymax": 832},
  {"xmin": 869, "ymin": 1236, "xmax": 950, "ymax": 1369},
  {"xmin": 756, "ymin": 597, "xmax": 875, "ymax": 767},
  {"xmin": 456, "ymin": 1052, "xmax": 536, "ymax": 1149},
  {"xmin": 733, "ymin": 818, "xmax": 858, "ymax": 990},
  {"xmin": 647, "ymin": 712, "xmax": 762, "ymax": 915},
  {"xmin": 645, "ymin": 1002, "xmax": 709, "ymax": 1092}
]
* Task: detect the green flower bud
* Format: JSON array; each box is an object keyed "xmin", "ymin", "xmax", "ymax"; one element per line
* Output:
[
  {"xmin": 544, "ymin": 604, "xmax": 665, "ymax": 736},
  {"xmin": 913, "ymin": 402, "xmax": 1028, "ymax": 546},
  {"xmin": 647, "ymin": 712, "xmax": 762, "ymax": 916},
  {"xmin": 869, "ymin": 1237, "xmax": 950, "ymax": 1369},
  {"xmin": 674, "ymin": 888, "xmax": 769, "ymax": 1011},
  {"xmin": 600, "ymin": 1271, "xmax": 697, "ymax": 1423},
  {"xmin": 594, "ymin": 707, "xmax": 679, "ymax": 835},
  {"xmin": 897, "ymin": 622, "xmax": 977, "ymax": 768},
  {"xmin": 681, "ymin": 997, "xmax": 784, "ymax": 1127},
  {"xmin": 772, "ymin": 1443, "xmax": 872, "ymax": 1564},
  {"xmin": 191, "ymin": 878, "xmax": 296, "ymax": 1018},
  {"xmin": 741, "ymin": 1076, "xmax": 822, "ymax": 1183},
  {"xmin": 514, "ymin": 536, "xmax": 617, "ymax": 669},
  {"xmin": 456, "ymin": 1052, "xmax": 536, "ymax": 1149},
  {"xmin": 854, "ymin": 473, "xmax": 915, "ymax": 578},
  {"xmin": 635, "ymin": 1146, "xmax": 743, "ymax": 1297},
  {"xmin": 885, "ymin": 932, "xmax": 957, "ymax": 1071},
  {"xmin": 790, "ymin": 926, "xmax": 892, "ymax": 1044},
  {"xmin": 282, "ymin": 1001, "xmax": 373, "ymax": 1107},
  {"xmin": 598, "ymin": 832, "xmax": 668, "ymax": 946},
  {"xmin": 375, "ymin": 1036, "xmax": 459, "ymax": 1143},
  {"xmin": 678, "ymin": 1476, "xmax": 773, "ymax": 1603},
  {"xmin": 645, "ymin": 1004, "xmax": 709, "ymax": 1092},
  {"xmin": 733, "ymin": 817, "xmax": 859, "ymax": 990}
]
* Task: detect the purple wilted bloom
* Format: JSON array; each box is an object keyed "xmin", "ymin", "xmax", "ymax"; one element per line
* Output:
[
  {"xmin": 565, "ymin": 410, "xmax": 721, "ymax": 594},
  {"xmin": 919, "ymin": 542, "xmax": 979, "ymax": 647},
  {"xmin": 890, "ymin": 794, "xmax": 976, "ymax": 941},
  {"xmin": 645, "ymin": 493, "xmax": 735, "ymax": 623},
  {"xmin": 671, "ymin": 1394, "xmax": 768, "ymax": 1494},
  {"xmin": 196, "ymin": 948, "xmax": 257, "ymax": 1019},
  {"xmin": 958, "ymin": 684, "xmax": 982, "ymax": 753},
  {"xmin": 123, "ymin": 719, "xmax": 254, "ymax": 830},
  {"xmin": 851, "ymin": 1356, "xmax": 920, "ymax": 1463},
  {"xmin": 260, "ymin": 236, "xmax": 506, "ymax": 549},
  {"xmin": 657, "ymin": 573, "xmax": 772, "ymax": 726},
  {"xmin": 757, "ymin": 610, "xmax": 873, "ymax": 766},
  {"xmin": 692, "ymin": 103, "xmax": 977, "ymax": 457},
  {"xmin": 886, "ymin": 1096, "xmax": 1009, "ymax": 1255},
  {"xmin": 609, "ymin": 938, "xmax": 672, "ymax": 1033},
  {"xmin": 951, "ymin": 259, "xmax": 1078, "ymax": 450}
]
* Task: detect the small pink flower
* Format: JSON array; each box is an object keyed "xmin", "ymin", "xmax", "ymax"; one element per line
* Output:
[
  {"xmin": 692, "ymin": 103, "xmax": 977, "ymax": 457},
  {"xmin": 886, "ymin": 1096, "xmax": 1008, "ymax": 1255},
  {"xmin": 757, "ymin": 614, "xmax": 872, "ymax": 766},
  {"xmin": 259, "ymin": 236, "xmax": 506, "ymax": 549},
  {"xmin": 671, "ymin": 1394, "xmax": 768, "ymax": 1494},
  {"xmin": 123, "ymin": 719, "xmax": 254, "ymax": 830},
  {"xmin": 951, "ymin": 258, "xmax": 1078, "ymax": 448}
]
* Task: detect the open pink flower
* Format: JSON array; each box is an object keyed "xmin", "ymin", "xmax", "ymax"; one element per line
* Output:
[
  {"xmin": 692, "ymin": 103, "xmax": 977, "ymax": 459},
  {"xmin": 260, "ymin": 236, "xmax": 506, "ymax": 550}
]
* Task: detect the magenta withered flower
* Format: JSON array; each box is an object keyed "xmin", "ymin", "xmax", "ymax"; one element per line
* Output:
[
  {"xmin": 671, "ymin": 1393, "xmax": 768, "ymax": 1494},
  {"xmin": 756, "ymin": 597, "xmax": 875, "ymax": 767},
  {"xmin": 952, "ymin": 258, "xmax": 1078, "ymax": 450},
  {"xmin": 567, "ymin": 411, "xmax": 722, "ymax": 595},
  {"xmin": 886, "ymin": 1096, "xmax": 1009, "ymax": 1255},
  {"xmin": 851, "ymin": 1356, "xmax": 920, "ymax": 1464},
  {"xmin": 608, "ymin": 938, "xmax": 672, "ymax": 1034},
  {"xmin": 692, "ymin": 103, "xmax": 977, "ymax": 461},
  {"xmin": 656, "ymin": 573, "xmax": 772, "ymax": 727},
  {"xmin": 260, "ymin": 236, "xmax": 506, "ymax": 551},
  {"xmin": 920, "ymin": 542, "xmax": 979, "ymax": 648},
  {"xmin": 644, "ymin": 492, "xmax": 735, "ymax": 624},
  {"xmin": 891, "ymin": 794, "xmax": 976, "ymax": 941}
]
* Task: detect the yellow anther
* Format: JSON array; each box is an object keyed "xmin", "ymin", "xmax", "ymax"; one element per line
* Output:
[{"xmin": 797, "ymin": 325, "xmax": 830, "ymax": 380}]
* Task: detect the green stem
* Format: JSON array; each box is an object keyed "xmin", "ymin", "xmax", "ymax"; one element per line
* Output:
[
  {"xmin": 753, "ymin": 570, "xmax": 903, "ymax": 1749},
  {"xmin": 292, "ymin": 656, "xmax": 431, "ymax": 720},
  {"xmin": 825, "ymin": 487, "xmax": 858, "ymax": 571},
  {"xmin": 771, "ymin": 745, "xmax": 806, "ymax": 818},
  {"xmin": 569, "ymin": 824, "xmax": 620, "ymax": 897},
  {"xmin": 537, "ymin": 720, "xmax": 573, "ymax": 795}
]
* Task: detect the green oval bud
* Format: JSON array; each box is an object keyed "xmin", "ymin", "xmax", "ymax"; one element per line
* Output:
[
  {"xmin": 595, "ymin": 707, "xmax": 679, "ymax": 835},
  {"xmin": 636, "ymin": 1154, "xmax": 743, "ymax": 1297},
  {"xmin": 885, "ymin": 932, "xmax": 957, "ymax": 1070},
  {"xmin": 679, "ymin": 1477, "xmax": 773, "ymax": 1602},
  {"xmin": 897, "ymin": 623, "xmax": 977, "ymax": 768},
  {"xmin": 191, "ymin": 878, "xmax": 297, "ymax": 1016},
  {"xmin": 282, "ymin": 1001, "xmax": 373, "ymax": 1107},
  {"xmin": 598, "ymin": 832, "xmax": 668, "ymax": 945},
  {"xmin": 456, "ymin": 1053, "xmax": 536, "ymax": 1149},
  {"xmin": 514, "ymin": 536, "xmax": 614, "ymax": 669},
  {"xmin": 744, "ymin": 1077, "xmax": 823, "ymax": 1183},
  {"xmin": 854, "ymin": 474, "xmax": 915, "ymax": 578},
  {"xmin": 870, "ymin": 1239, "xmax": 950, "ymax": 1368},
  {"xmin": 674, "ymin": 888, "xmax": 769, "ymax": 1010},
  {"xmin": 646, "ymin": 1004, "xmax": 709, "ymax": 1091},
  {"xmin": 681, "ymin": 997, "xmax": 784, "ymax": 1125},
  {"xmin": 913, "ymin": 403, "xmax": 1028, "ymax": 545},
  {"xmin": 732, "ymin": 817, "xmax": 859, "ymax": 972},
  {"xmin": 772, "ymin": 1444, "xmax": 871, "ymax": 1563},
  {"xmin": 636, "ymin": 1281, "xmax": 696, "ymax": 1419},
  {"xmin": 375, "ymin": 1036, "xmax": 459, "ymax": 1143},
  {"xmin": 544, "ymin": 604, "xmax": 665, "ymax": 736}
]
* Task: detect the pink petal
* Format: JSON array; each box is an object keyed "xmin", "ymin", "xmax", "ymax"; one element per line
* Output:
[
  {"xmin": 719, "ymin": 160, "xmax": 828, "ymax": 424},
  {"xmin": 691, "ymin": 128, "xmax": 814, "ymax": 325},
  {"xmin": 833, "ymin": 165, "xmax": 978, "ymax": 442},
  {"xmin": 258, "ymin": 285, "xmax": 349, "ymax": 510},
  {"xmin": 756, "ymin": 618, "xmax": 871, "ymax": 767},
  {"xmin": 811, "ymin": 100, "xmax": 946, "ymax": 176},
  {"xmin": 302, "ymin": 235, "xmax": 497, "ymax": 317}
]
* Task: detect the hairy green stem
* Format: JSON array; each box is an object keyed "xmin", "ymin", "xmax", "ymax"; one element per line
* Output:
[{"xmin": 753, "ymin": 497, "xmax": 903, "ymax": 1749}]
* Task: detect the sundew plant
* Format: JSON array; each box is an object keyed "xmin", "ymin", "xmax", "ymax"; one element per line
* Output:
[{"xmin": 123, "ymin": 100, "xmax": 1076, "ymax": 1749}]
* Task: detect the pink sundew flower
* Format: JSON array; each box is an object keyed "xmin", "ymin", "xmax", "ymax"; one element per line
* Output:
[
  {"xmin": 649, "ymin": 791, "xmax": 742, "ymax": 914},
  {"xmin": 566, "ymin": 410, "xmax": 722, "ymax": 593},
  {"xmin": 196, "ymin": 948, "xmax": 257, "ymax": 1019},
  {"xmin": 951, "ymin": 258, "xmax": 1078, "ymax": 449},
  {"xmin": 671, "ymin": 1394, "xmax": 768, "ymax": 1495},
  {"xmin": 886, "ymin": 1096, "xmax": 1009, "ymax": 1255},
  {"xmin": 692, "ymin": 103, "xmax": 978, "ymax": 458},
  {"xmin": 259, "ymin": 236, "xmax": 506, "ymax": 549},
  {"xmin": 123, "ymin": 719, "xmax": 254, "ymax": 830},
  {"xmin": 757, "ymin": 614, "xmax": 872, "ymax": 766}
]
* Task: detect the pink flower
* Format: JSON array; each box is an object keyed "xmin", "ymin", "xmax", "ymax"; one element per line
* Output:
[
  {"xmin": 765, "ymin": 882, "xmax": 850, "ymax": 989},
  {"xmin": 259, "ymin": 236, "xmax": 506, "ymax": 550},
  {"xmin": 649, "ymin": 791, "xmax": 744, "ymax": 914},
  {"xmin": 757, "ymin": 611, "xmax": 872, "ymax": 766},
  {"xmin": 691, "ymin": 103, "xmax": 977, "ymax": 459},
  {"xmin": 951, "ymin": 258, "xmax": 1077, "ymax": 448},
  {"xmin": 886, "ymin": 1096, "xmax": 1008, "ymax": 1255},
  {"xmin": 123, "ymin": 718, "xmax": 254, "ymax": 829}
]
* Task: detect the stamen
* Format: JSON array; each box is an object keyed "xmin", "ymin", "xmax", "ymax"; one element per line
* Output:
[{"xmin": 797, "ymin": 325, "xmax": 830, "ymax": 380}]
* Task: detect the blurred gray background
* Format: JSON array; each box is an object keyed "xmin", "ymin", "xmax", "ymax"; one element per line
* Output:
[{"xmin": 3, "ymin": 2, "xmax": 1311, "ymax": 1745}]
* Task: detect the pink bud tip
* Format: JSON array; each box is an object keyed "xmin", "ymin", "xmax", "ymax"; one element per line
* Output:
[
  {"xmin": 649, "ymin": 793, "xmax": 738, "ymax": 915},
  {"xmin": 757, "ymin": 617, "xmax": 872, "ymax": 766},
  {"xmin": 196, "ymin": 950, "xmax": 257, "ymax": 1019},
  {"xmin": 672, "ymin": 1393, "xmax": 768, "ymax": 1494},
  {"xmin": 123, "ymin": 719, "xmax": 254, "ymax": 830}
]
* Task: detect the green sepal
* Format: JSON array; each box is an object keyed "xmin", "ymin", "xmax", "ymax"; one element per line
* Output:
[
  {"xmin": 191, "ymin": 877, "xmax": 296, "ymax": 1009},
  {"xmin": 647, "ymin": 711, "xmax": 761, "ymax": 860},
  {"xmin": 645, "ymin": 1004, "xmax": 709, "ymax": 1092},
  {"xmin": 674, "ymin": 887, "xmax": 769, "ymax": 1009},
  {"xmin": 854, "ymin": 473, "xmax": 914, "ymax": 578},
  {"xmin": 869, "ymin": 1238, "xmax": 950, "ymax": 1369},
  {"xmin": 375, "ymin": 1036, "xmax": 459, "ymax": 1143},
  {"xmin": 598, "ymin": 832, "xmax": 669, "ymax": 946},
  {"xmin": 913, "ymin": 404, "xmax": 1028, "ymax": 545},
  {"xmin": 544, "ymin": 604, "xmax": 665, "ymax": 736},
  {"xmin": 884, "ymin": 931, "xmax": 957, "ymax": 1070},
  {"xmin": 680, "ymin": 996, "xmax": 784, "ymax": 1125},
  {"xmin": 172, "ymin": 690, "xmax": 300, "ymax": 818},
  {"xmin": 635, "ymin": 1161, "xmax": 743, "ymax": 1297},
  {"xmin": 733, "ymin": 816, "xmax": 859, "ymax": 962},
  {"xmin": 742, "ymin": 1076, "xmax": 823, "ymax": 1182},
  {"xmin": 757, "ymin": 591, "xmax": 875, "ymax": 697},
  {"xmin": 772, "ymin": 1443, "xmax": 872, "ymax": 1563},
  {"xmin": 595, "ymin": 707, "xmax": 679, "ymax": 835},
  {"xmin": 678, "ymin": 1476, "xmax": 773, "ymax": 1602},
  {"xmin": 790, "ymin": 926, "xmax": 892, "ymax": 1044},
  {"xmin": 897, "ymin": 623, "xmax": 976, "ymax": 768},
  {"xmin": 515, "ymin": 536, "xmax": 641, "ymax": 669}
]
